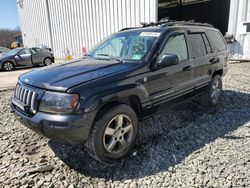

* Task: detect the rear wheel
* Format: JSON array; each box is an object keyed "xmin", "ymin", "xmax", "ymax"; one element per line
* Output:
[
  {"xmin": 2, "ymin": 62, "xmax": 14, "ymax": 71},
  {"xmin": 199, "ymin": 75, "xmax": 222, "ymax": 107},
  {"xmin": 44, "ymin": 58, "xmax": 52, "ymax": 66},
  {"xmin": 86, "ymin": 104, "xmax": 138, "ymax": 165}
]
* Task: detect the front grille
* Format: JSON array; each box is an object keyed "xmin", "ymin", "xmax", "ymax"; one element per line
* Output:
[{"xmin": 14, "ymin": 84, "xmax": 38, "ymax": 114}]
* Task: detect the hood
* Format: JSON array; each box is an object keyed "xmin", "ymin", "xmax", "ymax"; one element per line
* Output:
[{"xmin": 19, "ymin": 59, "xmax": 135, "ymax": 91}]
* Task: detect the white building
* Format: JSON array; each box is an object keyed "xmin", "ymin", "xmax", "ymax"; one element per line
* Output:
[{"xmin": 17, "ymin": 0, "xmax": 250, "ymax": 60}]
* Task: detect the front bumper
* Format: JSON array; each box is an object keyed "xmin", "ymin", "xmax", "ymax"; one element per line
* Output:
[{"xmin": 11, "ymin": 104, "xmax": 96, "ymax": 145}]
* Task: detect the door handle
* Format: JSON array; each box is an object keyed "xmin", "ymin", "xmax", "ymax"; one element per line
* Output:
[
  {"xmin": 210, "ymin": 58, "xmax": 219, "ymax": 64},
  {"xmin": 183, "ymin": 66, "xmax": 192, "ymax": 71}
]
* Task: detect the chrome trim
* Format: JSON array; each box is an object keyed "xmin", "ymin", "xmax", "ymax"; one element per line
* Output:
[
  {"xmin": 20, "ymin": 87, "xmax": 24, "ymax": 102},
  {"xmin": 26, "ymin": 90, "xmax": 32, "ymax": 106},
  {"xmin": 23, "ymin": 89, "xmax": 28, "ymax": 104},
  {"xmin": 153, "ymin": 90, "xmax": 176, "ymax": 99},
  {"xmin": 30, "ymin": 92, "xmax": 37, "ymax": 114},
  {"xmin": 13, "ymin": 84, "xmax": 38, "ymax": 114}
]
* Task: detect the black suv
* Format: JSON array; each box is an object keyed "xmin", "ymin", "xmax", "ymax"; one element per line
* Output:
[{"xmin": 11, "ymin": 21, "xmax": 229, "ymax": 164}]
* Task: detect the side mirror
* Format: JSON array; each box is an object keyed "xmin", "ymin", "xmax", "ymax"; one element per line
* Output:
[{"xmin": 156, "ymin": 54, "xmax": 179, "ymax": 69}]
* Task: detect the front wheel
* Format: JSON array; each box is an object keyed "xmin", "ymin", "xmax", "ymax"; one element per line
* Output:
[
  {"xmin": 199, "ymin": 75, "xmax": 223, "ymax": 107},
  {"xmin": 2, "ymin": 62, "xmax": 15, "ymax": 71},
  {"xmin": 86, "ymin": 104, "xmax": 138, "ymax": 165}
]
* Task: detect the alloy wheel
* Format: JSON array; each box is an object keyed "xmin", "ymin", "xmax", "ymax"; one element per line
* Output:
[
  {"xmin": 3, "ymin": 62, "xmax": 14, "ymax": 71},
  {"xmin": 103, "ymin": 114, "xmax": 133, "ymax": 155},
  {"xmin": 211, "ymin": 79, "xmax": 221, "ymax": 103},
  {"xmin": 44, "ymin": 58, "xmax": 52, "ymax": 66}
]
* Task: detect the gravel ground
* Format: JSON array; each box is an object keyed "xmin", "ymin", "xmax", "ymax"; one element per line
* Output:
[{"xmin": 0, "ymin": 62, "xmax": 250, "ymax": 188}]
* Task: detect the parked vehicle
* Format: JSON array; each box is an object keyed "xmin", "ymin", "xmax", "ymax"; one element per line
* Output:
[
  {"xmin": 0, "ymin": 47, "xmax": 11, "ymax": 58},
  {"xmin": 11, "ymin": 21, "xmax": 229, "ymax": 164},
  {"xmin": 0, "ymin": 47, "xmax": 54, "ymax": 71}
]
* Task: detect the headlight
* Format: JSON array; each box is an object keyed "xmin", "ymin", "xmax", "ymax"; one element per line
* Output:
[{"xmin": 39, "ymin": 92, "xmax": 79, "ymax": 114}]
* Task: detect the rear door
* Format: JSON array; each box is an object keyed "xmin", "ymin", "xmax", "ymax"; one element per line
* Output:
[
  {"xmin": 31, "ymin": 48, "xmax": 44, "ymax": 65},
  {"xmin": 188, "ymin": 33, "xmax": 214, "ymax": 88},
  {"xmin": 148, "ymin": 31, "xmax": 194, "ymax": 108},
  {"xmin": 206, "ymin": 30, "xmax": 229, "ymax": 72}
]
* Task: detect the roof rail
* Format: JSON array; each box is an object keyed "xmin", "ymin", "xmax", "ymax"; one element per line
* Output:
[
  {"xmin": 119, "ymin": 27, "xmax": 138, "ymax": 31},
  {"xmin": 140, "ymin": 19, "xmax": 214, "ymax": 28}
]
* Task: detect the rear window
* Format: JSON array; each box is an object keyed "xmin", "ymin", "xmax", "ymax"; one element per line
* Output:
[
  {"xmin": 207, "ymin": 30, "xmax": 227, "ymax": 52},
  {"xmin": 189, "ymin": 34, "xmax": 207, "ymax": 58}
]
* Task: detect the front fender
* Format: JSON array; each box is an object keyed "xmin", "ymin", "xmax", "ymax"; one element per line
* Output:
[{"xmin": 84, "ymin": 83, "xmax": 149, "ymax": 113}]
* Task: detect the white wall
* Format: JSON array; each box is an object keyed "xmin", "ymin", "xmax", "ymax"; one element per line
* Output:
[
  {"xmin": 227, "ymin": 0, "xmax": 250, "ymax": 60},
  {"xmin": 18, "ymin": 0, "xmax": 52, "ymax": 48},
  {"xmin": 18, "ymin": 0, "xmax": 158, "ymax": 59}
]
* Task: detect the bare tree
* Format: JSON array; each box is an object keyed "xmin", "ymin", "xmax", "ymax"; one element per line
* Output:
[{"xmin": 0, "ymin": 28, "xmax": 21, "ymax": 48}]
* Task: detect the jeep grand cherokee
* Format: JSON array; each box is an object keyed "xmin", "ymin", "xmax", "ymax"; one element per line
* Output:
[{"xmin": 11, "ymin": 21, "xmax": 229, "ymax": 164}]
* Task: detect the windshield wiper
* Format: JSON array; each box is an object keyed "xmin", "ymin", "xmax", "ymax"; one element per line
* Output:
[{"xmin": 96, "ymin": 54, "xmax": 124, "ymax": 63}]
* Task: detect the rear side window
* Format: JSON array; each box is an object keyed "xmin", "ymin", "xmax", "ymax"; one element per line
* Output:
[
  {"xmin": 207, "ymin": 30, "xmax": 227, "ymax": 52},
  {"xmin": 160, "ymin": 34, "xmax": 188, "ymax": 62},
  {"xmin": 32, "ymin": 48, "xmax": 41, "ymax": 53},
  {"xmin": 189, "ymin": 34, "xmax": 207, "ymax": 58}
]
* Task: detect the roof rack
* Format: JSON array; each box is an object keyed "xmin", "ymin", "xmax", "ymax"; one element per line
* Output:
[
  {"xmin": 120, "ymin": 27, "xmax": 138, "ymax": 31},
  {"xmin": 140, "ymin": 18, "xmax": 214, "ymax": 28}
]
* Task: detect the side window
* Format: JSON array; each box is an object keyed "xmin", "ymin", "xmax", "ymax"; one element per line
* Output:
[
  {"xmin": 202, "ymin": 34, "xmax": 212, "ymax": 53},
  {"xmin": 160, "ymin": 34, "xmax": 188, "ymax": 62},
  {"xmin": 189, "ymin": 34, "xmax": 207, "ymax": 58},
  {"xmin": 19, "ymin": 49, "xmax": 31, "ymax": 55},
  {"xmin": 31, "ymin": 48, "xmax": 41, "ymax": 53},
  {"xmin": 207, "ymin": 30, "xmax": 227, "ymax": 52}
]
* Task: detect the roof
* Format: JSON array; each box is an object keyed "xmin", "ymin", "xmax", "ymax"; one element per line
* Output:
[{"xmin": 119, "ymin": 19, "xmax": 217, "ymax": 33}]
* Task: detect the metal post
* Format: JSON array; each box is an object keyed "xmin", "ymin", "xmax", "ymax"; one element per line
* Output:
[
  {"xmin": 45, "ymin": 0, "xmax": 54, "ymax": 51},
  {"xmin": 227, "ymin": 0, "xmax": 239, "ymax": 35},
  {"xmin": 155, "ymin": 0, "xmax": 159, "ymax": 22}
]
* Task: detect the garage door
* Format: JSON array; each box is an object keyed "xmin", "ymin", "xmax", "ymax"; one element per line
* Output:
[{"xmin": 158, "ymin": 0, "xmax": 231, "ymax": 35}]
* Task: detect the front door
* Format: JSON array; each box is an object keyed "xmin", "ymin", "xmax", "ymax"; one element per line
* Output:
[
  {"xmin": 148, "ymin": 32, "xmax": 194, "ymax": 110},
  {"xmin": 15, "ymin": 49, "xmax": 32, "ymax": 67}
]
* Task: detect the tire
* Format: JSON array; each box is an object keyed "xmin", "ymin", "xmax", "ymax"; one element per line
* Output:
[
  {"xmin": 2, "ymin": 62, "xmax": 15, "ymax": 71},
  {"xmin": 199, "ymin": 75, "xmax": 222, "ymax": 107},
  {"xmin": 86, "ymin": 104, "xmax": 138, "ymax": 165},
  {"xmin": 44, "ymin": 58, "xmax": 52, "ymax": 66}
]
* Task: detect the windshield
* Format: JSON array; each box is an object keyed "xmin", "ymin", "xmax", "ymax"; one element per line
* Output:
[
  {"xmin": 4, "ymin": 48, "xmax": 22, "ymax": 56},
  {"xmin": 88, "ymin": 31, "xmax": 161, "ymax": 62}
]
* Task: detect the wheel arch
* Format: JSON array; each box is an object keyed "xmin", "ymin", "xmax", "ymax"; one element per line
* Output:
[
  {"xmin": 212, "ymin": 69, "xmax": 223, "ymax": 77},
  {"xmin": 1, "ymin": 60, "xmax": 16, "ymax": 70},
  {"xmin": 94, "ymin": 95, "xmax": 142, "ymax": 122},
  {"xmin": 43, "ymin": 57, "xmax": 53, "ymax": 63}
]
